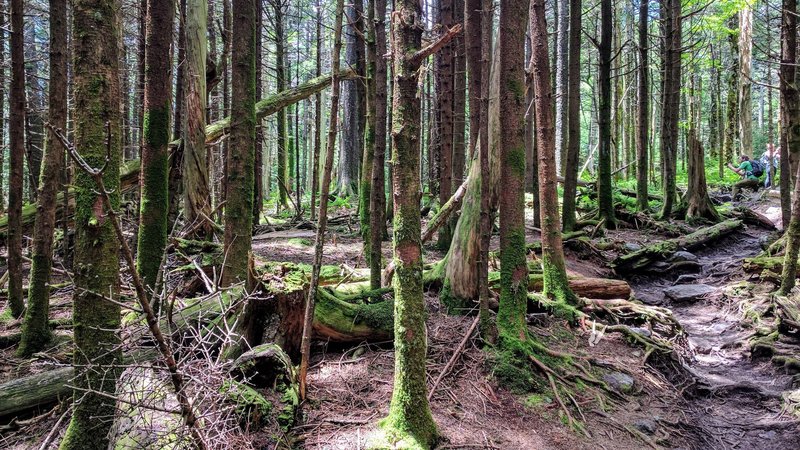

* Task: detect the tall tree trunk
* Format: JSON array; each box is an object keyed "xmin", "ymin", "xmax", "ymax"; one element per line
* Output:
[
  {"xmin": 183, "ymin": 0, "xmax": 212, "ymax": 237},
  {"xmin": 465, "ymin": 0, "xmax": 482, "ymax": 171},
  {"xmin": 378, "ymin": 0, "xmax": 444, "ymax": 445},
  {"xmin": 273, "ymin": 0, "xmax": 288, "ymax": 209},
  {"xmin": 136, "ymin": 0, "xmax": 176, "ymax": 310},
  {"xmin": 738, "ymin": 5, "xmax": 753, "ymax": 157},
  {"xmin": 555, "ymin": 0, "xmax": 568, "ymax": 175},
  {"xmin": 478, "ymin": 0, "xmax": 496, "ymax": 342},
  {"xmin": 0, "ymin": 0, "xmax": 5, "ymax": 215},
  {"xmin": 562, "ymin": 0, "xmax": 582, "ymax": 229},
  {"xmin": 366, "ymin": 0, "xmax": 388, "ymax": 289},
  {"xmin": 6, "ymin": 0, "xmax": 24, "ymax": 318},
  {"xmin": 436, "ymin": 0, "xmax": 454, "ymax": 249},
  {"xmin": 169, "ymin": 0, "xmax": 187, "ymax": 226},
  {"xmin": 659, "ymin": 0, "xmax": 682, "ymax": 219},
  {"xmin": 452, "ymin": 0, "xmax": 466, "ymax": 190},
  {"xmin": 253, "ymin": 0, "xmax": 263, "ymax": 224},
  {"xmin": 530, "ymin": 0, "xmax": 577, "ymax": 305},
  {"xmin": 222, "ymin": 0, "xmax": 256, "ymax": 287},
  {"xmin": 524, "ymin": 50, "xmax": 540, "ymax": 228},
  {"xmin": 683, "ymin": 76, "xmax": 719, "ymax": 221},
  {"xmin": 311, "ymin": 0, "xmax": 322, "ymax": 220},
  {"xmin": 338, "ymin": 0, "xmax": 365, "ymax": 197},
  {"xmin": 497, "ymin": 0, "xmax": 531, "ymax": 345},
  {"xmin": 597, "ymin": 0, "xmax": 615, "ymax": 227},
  {"xmin": 23, "ymin": 22, "xmax": 43, "ymax": 201},
  {"xmin": 781, "ymin": 0, "xmax": 800, "ymax": 228},
  {"xmin": 60, "ymin": 1, "xmax": 123, "ymax": 447},
  {"xmin": 18, "ymin": 0, "xmax": 69, "ymax": 356},
  {"xmin": 300, "ymin": 0, "xmax": 345, "ymax": 399},
  {"xmin": 708, "ymin": 45, "xmax": 719, "ymax": 160},
  {"xmin": 636, "ymin": 0, "xmax": 649, "ymax": 211},
  {"xmin": 722, "ymin": 15, "xmax": 739, "ymax": 173}
]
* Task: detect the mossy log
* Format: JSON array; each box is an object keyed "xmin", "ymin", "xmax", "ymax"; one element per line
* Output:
[
  {"xmin": 0, "ymin": 366, "xmax": 74, "ymax": 418},
  {"xmin": 614, "ymin": 208, "xmax": 692, "ymax": 237},
  {"xmin": 743, "ymin": 256, "xmax": 789, "ymax": 276},
  {"xmin": 727, "ymin": 206, "xmax": 777, "ymax": 230},
  {"xmin": 611, "ymin": 219, "xmax": 743, "ymax": 272}
]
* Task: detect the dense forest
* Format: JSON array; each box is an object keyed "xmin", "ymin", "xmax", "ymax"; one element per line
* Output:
[{"xmin": 0, "ymin": 0, "xmax": 799, "ymax": 448}]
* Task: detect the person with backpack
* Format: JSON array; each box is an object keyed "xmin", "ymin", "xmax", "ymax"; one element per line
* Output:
[{"xmin": 727, "ymin": 154, "xmax": 763, "ymax": 199}]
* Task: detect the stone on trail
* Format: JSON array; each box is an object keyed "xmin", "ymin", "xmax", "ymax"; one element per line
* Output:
[
  {"xmin": 603, "ymin": 372, "xmax": 635, "ymax": 394},
  {"xmin": 669, "ymin": 251, "xmax": 698, "ymax": 263},
  {"xmin": 663, "ymin": 284, "xmax": 716, "ymax": 303}
]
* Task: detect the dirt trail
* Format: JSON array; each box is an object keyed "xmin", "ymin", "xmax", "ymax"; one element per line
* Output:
[{"xmin": 626, "ymin": 230, "xmax": 800, "ymax": 449}]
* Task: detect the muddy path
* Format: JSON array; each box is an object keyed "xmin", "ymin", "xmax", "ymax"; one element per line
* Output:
[{"xmin": 624, "ymin": 230, "xmax": 800, "ymax": 449}]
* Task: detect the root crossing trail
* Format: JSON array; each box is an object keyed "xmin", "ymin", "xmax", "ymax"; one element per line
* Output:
[{"xmin": 626, "ymin": 230, "xmax": 800, "ymax": 450}]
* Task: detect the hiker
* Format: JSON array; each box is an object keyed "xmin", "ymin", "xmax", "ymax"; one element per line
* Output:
[
  {"xmin": 727, "ymin": 154, "xmax": 764, "ymax": 199},
  {"xmin": 760, "ymin": 144, "xmax": 780, "ymax": 188}
]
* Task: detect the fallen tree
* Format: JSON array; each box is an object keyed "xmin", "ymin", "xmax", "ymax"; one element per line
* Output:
[
  {"xmin": 0, "ymin": 69, "xmax": 356, "ymax": 237},
  {"xmin": 612, "ymin": 219, "xmax": 743, "ymax": 272}
]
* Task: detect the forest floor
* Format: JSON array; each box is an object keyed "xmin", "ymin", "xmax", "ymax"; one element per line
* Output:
[{"xmin": 1, "ymin": 191, "xmax": 799, "ymax": 449}]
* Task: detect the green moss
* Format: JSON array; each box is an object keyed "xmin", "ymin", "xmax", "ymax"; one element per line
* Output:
[
  {"xmin": 524, "ymin": 393, "xmax": 553, "ymax": 409},
  {"xmin": 287, "ymin": 237, "xmax": 312, "ymax": 247},
  {"xmin": 497, "ymin": 228, "xmax": 528, "ymax": 339},
  {"xmin": 220, "ymin": 379, "xmax": 273, "ymax": 428}
]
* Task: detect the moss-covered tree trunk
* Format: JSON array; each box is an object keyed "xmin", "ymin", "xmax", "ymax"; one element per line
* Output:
[
  {"xmin": 5, "ymin": 0, "xmax": 24, "ymax": 319},
  {"xmin": 561, "ymin": 0, "xmax": 582, "ymax": 230},
  {"xmin": 366, "ymin": 0, "xmax": 388, "ymax": 289},
  {"xmin": 168, "ymin": 0, "xmax": 187, "ymax": 226},
  {"xmin": 360, "ymin": 0, "xmax": 376, "ymax": 267},
  {"xmin": 597, "ymin": 0, "xmax": 616, "ymax": 227},
  {"xmin": 530, "ymin": 0, "xmax": 577, "ymax": 306},
  {"xmin": 497, "ymin": 0, "xmax": 530, "ymax": 345},
  {"xmin": 738, "ymin": 6, "xmax": 753, "ymax": 158},
  {"xmin": 135, "ymin": 0, "xmax": 176, "ymax": 310},
  {"xmin": 779, "ymin": 163, "xmax": 800, "ymax": 294},
  {"xmin": 59, "ymin": 1, "xmax": 123, "ymax": 448},
  {"xmin": 182, "ymin": 0, "xmax": 212, "ymax": 237},
  {"xmin": 377, "ymin": 0, "xmax": 445, "ymax": 445},
  {"xmin": 781, "ymin": 0, "xmax": 800, "ymax": 229},
  {"xmin": 18, "ymin": 0, "xmax": 68, "ymax": 355},
  {"xmin": 222, "ymin": 0, "xmax": 256, "ymax": 287},
  {"xmin": 683, "ymin": 77, "xmax": 719, "ymax": 222}
]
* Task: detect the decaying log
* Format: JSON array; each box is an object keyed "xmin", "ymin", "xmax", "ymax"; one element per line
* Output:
[
  {"xmin": 615, "ymin": 208, "xmax": 692, "ymax": 237},
  {"xmin": 0, "ymin": 366, "xmax": 74, "ymax": 418},
  {"xmin": 612, "ymin": 219, "xmax": 743, "ymax": 272},
  {"xmin": 527, "ymin": 275, "xmax": 631, "ymax": 300},
  {"xmin": 729, "ymin": 206, "xmax": 777, "ymax": 230}
]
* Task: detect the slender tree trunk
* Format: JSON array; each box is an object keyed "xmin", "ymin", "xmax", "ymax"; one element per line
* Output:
[
  {"xmin": 273, "ymin": 0, "xmax": 288, "ymax": 209},
  {"xmin": 465, "ymin": 0, "xmax": 482, "ymax": 167},
  {"xmin": 478, "ymin": 0, "xmax": 496, "ymax": 342},
  {"xmin": 6, "ymin": 0, "xmax": 24, "ymax": 318},
  {"xmin": 779, "ymin": 162, "xmax": 800, "ymax": 294},
  {"xmin": 378, "ymin": 0, "xmax": 445, "ymax": 444},
  {"xmin": 18, "ymin": 0, "xmax": 69, "ymax": 355},
  {"xmin": 135, "ymin": 0, "xmax": 176, "ymax": 310},
  {"xmin": 300, "ymin": 0, "xmax": 344, "ymax": 400},
  {"xmin": 452, "ymin": 0, "xmax": 466, "ymax": 190},
  {"xmin": 562, "ymin": 0, "xmax": 582, "ymax": 229},
  {"xmin": 60, "ymin": 1, "xmax": 123, "ymax": 447},
  {"xmin": 659, "ymin": 0, "xmax": 682, "ymax": 219},
  {"xmin": 222, "ymin": 0, "xmax": 256, "ymax": 287},
  {"xmin": 253, "ymin": 0, "xmax": 263, "ymax": 224},
  {"xmin": 525, "ymin": 49, "xmax": 540, "ymax": 228},
  {"xmin": 169, "ymin": 0, "xmax": 187, "ymax": 226},
  {"xmin": 597, "ymin": 0, "xmax": 616, "ymax": 227},
  {"xmin": 437, "ymin": 0, "xmax": 454, "ymax": 249},
  {"xmin": 367, "ymin": 0, "xmax": 387, "ymax": 289},
  {"xmin": 0, "ymin": 0, "xmax": 5, "ymax": 215},
  {"xmin": 709, "ymin": 45, "xmax": 719, "ymax": 160},
  {"xmin": 636, "ymin": 0, "xmax": 649, "ymax": 211},
  {"xmin": 183, "ymin": 0, "xmax": 212, "ymax": 237},
  {"xmin": 338, "ymin": 0, "xmax": 365, "ymax": 198},
  {"xmin": 738, "ymin": 5, "xmax": 753, "ymax": 157},
  {"xmin": 683, "ymin": 75, "xmax": 719, "ymax": 221},
  {"xmin": 723, "ymin": 15, "xmax": 739, "ymax": 172},
  {"xmin": 530, "ymin": 0, "xmax": 577, "ymax": 305},
  {"xmin": 497, "ymin": 0, "xmax": 531, "ymax": 343},
  {"xmin": 23, "ymin": 23, "xmax": 43, "ymax": 201},
  {"xmin": 555, "ymin": 0, "xmax": 568, "ymax": 175},
  {"xmin": 311, "ymin": 0, "xmax": 322, "ymax": 220}
]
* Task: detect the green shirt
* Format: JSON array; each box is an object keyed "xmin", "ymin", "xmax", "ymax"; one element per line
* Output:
[{"xmin": 738, "ymin": 161, "xmax": 758, "ymax": 180}]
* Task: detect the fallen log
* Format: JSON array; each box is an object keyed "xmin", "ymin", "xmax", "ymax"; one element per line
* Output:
[
  {"xmin": 618, "ymin": 188, "xmax": 662, "ymax": 202},
  {"xmin": 742, "ymin": 256, "xmax": 800, "ymax": 279},
  {"xmin": 0, "ymin": 69, "xmax": 356, "ymax": 238},
  {"xmin": 0, "ymin": 366, "xmax": 73, "ymax": 419},
  {"xmin": 729, "ymin": 206, "xmax": 777, "ymax": 230},
  {"xmin": 614, "ymin": 208, "xmax": 692, "ymax": 237},
  {"xmin": 611, "ymin": 219, "xmax": 743, "ymax": 272}
]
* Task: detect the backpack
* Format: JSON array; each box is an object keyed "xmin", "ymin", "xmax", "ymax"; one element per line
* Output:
[{"xmin": 750, "ymin": 160, "xmax": 764, "ymax": 178}]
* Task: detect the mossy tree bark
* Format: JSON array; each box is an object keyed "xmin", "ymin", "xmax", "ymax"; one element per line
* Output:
[
  {"xmin": 738, "ymin": 6, "xmax": 753, "ymax": 157},
  {"xmin": 635, "ymin": 0, "xmax": 649, "ymax": 212},
  {"xmin": 497, "ymin": 0, "xmax": 530, "ymax": 345},
  {"xmin": 135, "ymin": 0, "xmax": 176, "ymax": 310},
  {"xmin": 6, "ymin": 0, "xmax": 24, "ymax": 318},
  {"xmin": 683, "ymin": 79, "xmax": 719, "ymax": 222},
  {"xmin": 366, "ymin": 0, "xmax": 388, "ymax": 289},
  {"xmin": 168, "ymin": 0, "xmax": 187, "ymax": 226},
  {"xmin": 659, "ymin": 0, "xmax": 682, "ymax": 219},
  {"xmin": 60, "ymin": 1, "xmax": 123, "ymax": 448},
  {"xmin": 530, "ymin": 0, "xmax": 578, "ymax": 306},
  {"xmin": 377, "ymin": 0, "xmax": 457, "ymax": 445},
  {"xmin": 561, "ymin": 0, "xmax": 582, "ymax": 230},
  {"xmin": 597, "ymin": 0, "xmax": 616, "ymax": 228},
  {"xmin": 18, "ymin": 0, "xmax": 68, "ymax": 355},
  {"xmin": 222, "ymin": 0, "xmax": 256, "ymax": 287},
  {"xmin": 182, "ymin": 0, "xmax": 213, "ymax": 237},
  {"xmin": 781, "ymin": 0, "xmax": 800, "ymax": 228},
  {"xmin": 779, "ymin": 163, "xmax": 800, "ymax": 294}
]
